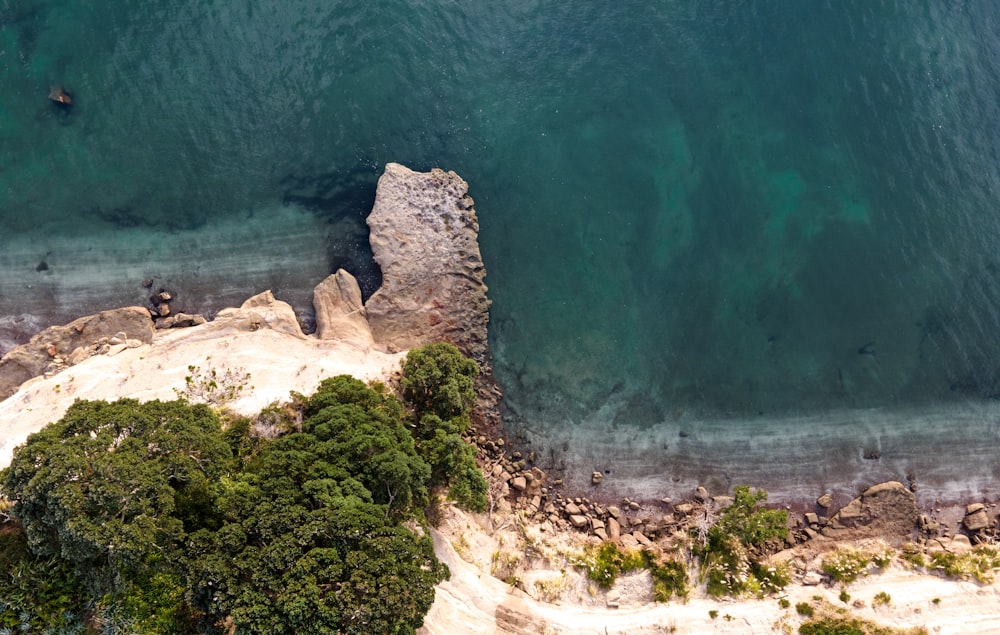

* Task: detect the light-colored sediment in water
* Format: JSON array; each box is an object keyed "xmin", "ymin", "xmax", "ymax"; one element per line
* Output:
[
  {"xmin": 514, "ymin": 397, "xmax": 1000, "ymax": 507},
  {"xmin": 0, "ymin": 203, "xmax": 339, "ymax": 355}
]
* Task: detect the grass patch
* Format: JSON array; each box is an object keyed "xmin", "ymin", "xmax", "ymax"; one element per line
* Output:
[
  {"xmin": 928, "ymin": 546, "xmax": 1000, "ymax": 583},
  {"xmin": 798, "ymin": 601, "xmax": 928, "ymax": 635},
  {"xmin": 821, "ymin": 543, "xmax": 892, "ymax": 584},
  {"xmin": 574, "ymin": 542, "xmax": 645, "ymax": 589},
  {"xmin": 645, "ymin": 551, "xmax": 689, "ymax": 601}
]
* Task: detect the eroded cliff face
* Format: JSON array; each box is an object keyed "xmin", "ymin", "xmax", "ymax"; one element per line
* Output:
[{"xmin": 363, "ymin": 163, "xmax": 491, "ymax": 366}]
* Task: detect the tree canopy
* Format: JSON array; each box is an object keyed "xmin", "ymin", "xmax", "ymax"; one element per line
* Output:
[{"xmin": 0, "ymin": 343, "xmax": 486, "ymax": 633}]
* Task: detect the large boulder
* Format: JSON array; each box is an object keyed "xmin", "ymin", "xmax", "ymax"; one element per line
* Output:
[
  {"xmin": 313, "ymin": 270, "xmax": 374, "ymax": 348},
  {"xmin": 364, "ymin": 163, "xmax": 491, "ymax": 365},
  {"xmin": 824, "ymin": 481, "xmax": 918, "ymax": 540},
  {"xmin": 0, "ymin": 307, "xmax": 154, "ymax": 400},
  {"xmin": 210, "ymin": 291, "xmax": 305, "ymax": 339}
]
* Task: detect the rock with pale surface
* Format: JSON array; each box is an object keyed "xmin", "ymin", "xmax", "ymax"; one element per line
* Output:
[
  {"xmin": 0, "ymin": 306, "xmax": 154, "ymax": 400},
  {"xmin": 313, "ymin": 270, "xmax": 374, "ymax": 348},
  {"xmin": 211, "ymin": 291, "xmax": 305, "ymax": 339},
  {"xmin": 364, "ymin": 163, "xmax": 490, "ymax": 364},
  {"xmin": 827, "ymin": 481, "xmax": 918, "ymax": 540}
]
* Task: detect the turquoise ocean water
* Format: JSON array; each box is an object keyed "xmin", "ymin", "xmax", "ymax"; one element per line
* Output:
[{"xmin": 4, "ymin": 1, "xmax": 1000, "ymax": 497}]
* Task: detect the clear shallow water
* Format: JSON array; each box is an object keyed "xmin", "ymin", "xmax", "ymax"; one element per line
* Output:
[{"xmin": 3, "ymin": 1, "xmax": 1000, "ymax": 498}]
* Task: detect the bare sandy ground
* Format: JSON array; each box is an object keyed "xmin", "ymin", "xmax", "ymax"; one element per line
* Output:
[{"xmin": 0, "ymin": 319, "xmax": 405, "ymax": 468}]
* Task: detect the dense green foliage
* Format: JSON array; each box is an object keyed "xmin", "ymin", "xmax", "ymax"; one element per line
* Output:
[
  {"xmin": 400, "ymin": 342, "xmax": 478, "ymax": 420},
  {"xmin": 3, "ymin": 399, "xmax": 230, "ymax": 595},
  {"xmin": 0, "ymin": 344, "xmax": 487, "ymax": 634},
  {"xmin": 646, "ymin": 553, "xmax": 689, "ymax": 601},
  {"xmin": 0, "ymin": 524, "xmax": 87, "ymax": 634},
  {"xmin": 697, "ymin": 486, "xmax": 790, "ymax": 597},
  {"xmin": 401, "ymin": 344, "xmax": 487, "ymax": 512},
  {"xmin": 186, "ymin": 376, "xmax": 446, "ymax": 634},
  {"xmin": 578, "ymin": 542, "xmax": 646, "ymax": 589}
]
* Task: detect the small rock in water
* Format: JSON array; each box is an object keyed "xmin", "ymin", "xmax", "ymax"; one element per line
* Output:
[{"xmin": 35, "ymin": 260, "xmax": 49, "ymax": 272}]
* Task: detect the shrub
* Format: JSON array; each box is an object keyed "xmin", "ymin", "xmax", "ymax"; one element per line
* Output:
[
  {"xmin": 796, "ymin": 602, "xmax": 815, "ymax": 617},
  {"xmin": 576, "ymin": 543, "xmax": 645, "ymax": 589},
  {"xmin": 822, "ymin": 548, "xmax": 874, "ymax": 584},
  {"xmin": 400, "ymin": 343, "xmax": 479, "ymax": 419},
  {"xmin": 645, "ymin": 552, "xmax": 689, "ymax": 601},
  {"xmin": 697, "ymin": 486, "xmax": 790, "ymax": 597},
  {"xmin": 873, "ymin": 591, "xmax": 891, "ymax": 606},
  {"xmin": 929, "ymin": 547, "xmax": 1000, "ymax": 583}
]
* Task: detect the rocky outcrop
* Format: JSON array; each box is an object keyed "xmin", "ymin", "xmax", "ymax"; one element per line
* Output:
[
  {"xmin": 313, "ymin": 270, "xmax": 373, "ymax": 348},
  {"xmin": 0, "ymin": 307, "xmax": 154, "ymax": 400},
  {"xmin": 210, "ymin": 291, "xmax": 306, "ymax": 339},
  {"xmin": 364, "ymin": 163, "xmax": 491, "ymax": 365},
  {"xmin": 823, "ymin": 481, "xmax": 918, "ymax": 540}
]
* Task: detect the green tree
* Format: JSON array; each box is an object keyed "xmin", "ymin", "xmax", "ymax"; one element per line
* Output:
[
  {"xmin": 400, "ymin": 346, "xmax": 487, "ymax": 512},
  {"xmin": 186, "ymin": 408, "xmax": 447, "ymax": 633},
  {"xmin": 400, "ymin": 343, "xmax": 479, "ymax": 419},
  {"xmin": 707, "ymin": 485, "xmax": 788, "ymax": 551},
  {"xmin": 1, "ymin": 399, "xmax": 231, "ymax": 595}
]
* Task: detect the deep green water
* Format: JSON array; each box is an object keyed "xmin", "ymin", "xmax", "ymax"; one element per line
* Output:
[{"xmin": 4, "ymin": 1, "xmax": 1000, "ymax": 487}]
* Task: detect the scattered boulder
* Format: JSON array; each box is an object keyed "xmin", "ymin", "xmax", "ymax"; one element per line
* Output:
[
  {"xmin": 211, "ymin": 291, "xmax": 306, "ymax": 339},
  {"xmin": 606, "ymin": 589, "xmax": 620, "ymax": 609},
  {"xmin": 607, "ymin": 517, "xmax": 621, "ymax": 542},
  {"xmin": 48, "ymin": 85, "xmax": 72, "ymax": 105},
  {"xmin": 964, "ymin": 504, "xmax": 991, "ymax": 532},
  {"xmin": 591, "ymin": 471, "xmax": 604, "ymax": 485}
]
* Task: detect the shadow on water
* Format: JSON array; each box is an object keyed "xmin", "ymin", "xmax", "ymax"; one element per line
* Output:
[{"xmin": 280, "ymin": 166, "xmax": 383, "ymax": 299}]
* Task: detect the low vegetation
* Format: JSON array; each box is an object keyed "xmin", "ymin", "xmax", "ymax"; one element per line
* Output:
[
  {"xmin": 0, "ymin": 343, "xmax": 486, "ymax": 634},
  {"xmin": 928, "ymin": 547, "xmax": 1000, "ymax": 583},
  {"xmin": 695, "ymin": 485, "xmax": 790, "ymax": 596},
  {"xmin": 797, "ymin": 600, "xmax": 928, "ymax": 635},
  {"xmin": 821, "ymin": 543, "xmax": 893, "ymax": 585}
]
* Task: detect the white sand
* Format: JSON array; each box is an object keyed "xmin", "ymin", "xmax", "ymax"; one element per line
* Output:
[{"xmin": 0, "ymin": 321, "xmax": 405, "ymax": 468}]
